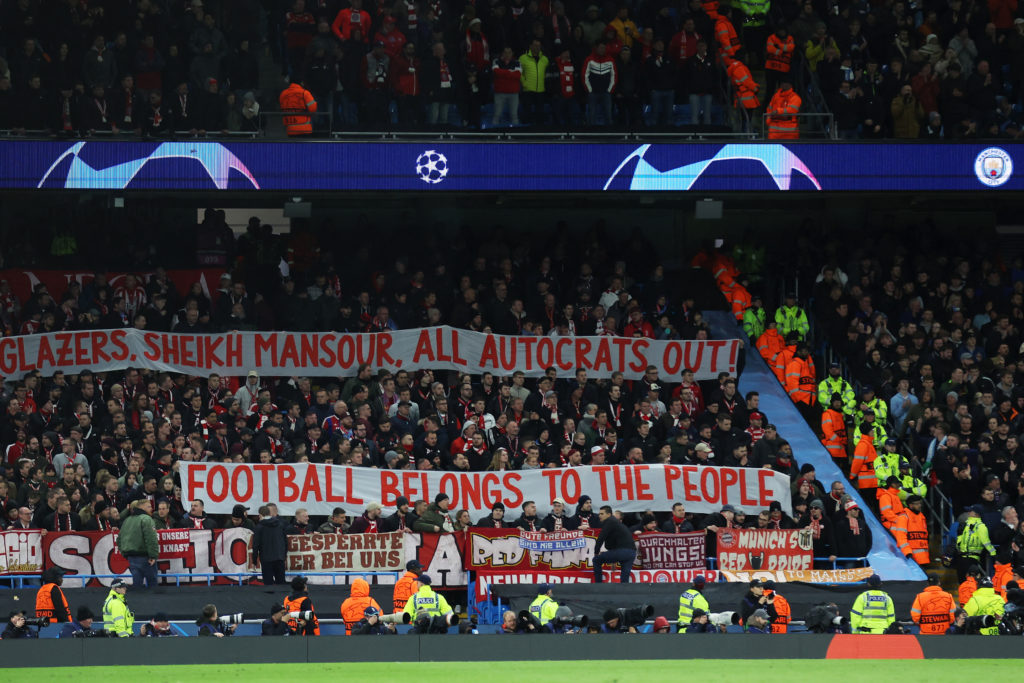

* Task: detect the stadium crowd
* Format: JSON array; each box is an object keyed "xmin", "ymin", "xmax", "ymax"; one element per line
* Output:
[{"xmin": 1, "ymin": 0, "xmax": 1023, "ymax": 135}]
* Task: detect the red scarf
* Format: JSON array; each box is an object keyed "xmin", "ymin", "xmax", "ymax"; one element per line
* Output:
[
  {"xmin": 367, "ymin": 519, "xmax": 378, "ymax": 533},
  {"xmin": 809, "ymin": 518, "xmax": 821, "ymax": 539},
  {"xmin": 849, "ymin": 516, "xmax": 861, "ymax": 535}
]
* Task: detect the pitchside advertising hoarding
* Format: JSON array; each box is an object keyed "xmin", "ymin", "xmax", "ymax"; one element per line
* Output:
[
  {"xmin": 0, "ymin": 327, "xmax": 737, "ymax": 380},
  {"xmin": 0, "ymin": 140, "xmax": 1020, "ymax": 191}
]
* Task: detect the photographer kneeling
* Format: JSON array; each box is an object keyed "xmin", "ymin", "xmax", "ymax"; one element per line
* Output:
[
  {"xmin": 59, "ymin": 607, "xmax": 104, "ymax": 638},
  {"xmin": 354, "ymin": 606, "xmax": 396, "ymax": 635},
  {"xmin": 262, "ymin": 604, "xmax": 296, "ymax": 636},
  {"xmin": 196, "ymin": 604, "xmax": 239, "ymax": 637}
]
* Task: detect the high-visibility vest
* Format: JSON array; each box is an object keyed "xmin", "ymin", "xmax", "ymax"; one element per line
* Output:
[
  {"xmin": 102, "ymin": 589, "xmax": 134, "ymax": 638},
  {"xmin": 910, "ymin": 586, "xmax": 954, "ymax": 635},
  {"xmin": 279, "ymin": 83, "xmax": 317, "ymax": 136},
  {"xmin": 850, "ymin": 589, "xmax": 894, "ymax": 634},
  {"xmin": 892, "ymin": 509, "xmax": 929, "ymax": 565},
  {"xmin": 817, "ymin": 376, "xmax": 855, "ymax": 414},
  {"xmin": 821, "ymin": 409, "xmax": 847, "ymax": 459},
  {"xmin": 897, "ymin": 473, "xmax": 927, "ymax": 501},
  {"xmin": 958, "ymin": 577, "xmax": 977, "ymax": 606},
  {"xmin": 849, "ymin": 435, "xmax": 878, "ymax": 490},
  {"xmin": 403, "ymin": 585, "xmax": 451, "ymax": 619},
  {"xmin": 284, "ymin": 593, "xmax": 321, "ymax": 635},
  {"xmin": 956, "ymin": 517, "xmax": 996, "ymax": 559},
  {"xmin": 785, "ymin": 356, "xmax": 816, "ymax": 405},
  {"xmin": 766, "ymin": 88, "xmax": 801, "ymax": 139},
  {"xmin": 855, "ymin": 397, "xmax": 888, "ymax": 427},
  {"xmin": 756, "ymin": 329, "xmax": 785, "ymax": 366},
  {"xmin": 677, "ymin": 588, "xmax": 709, "ymax": 632},
  {"xmin": 877, "ymin": 487, "xmax": 904, "ymax": 529},
  {"xmin": 529, "ymin": 595, "xmax": 559, "ymax": 626},
  {"xmin": 874, "ymin": 451, "xmax": 902, "ymax": 488},
  {"xmin": 35, "ymin": 583, "xmax": 70, "ymax": 623},
  {"xmin": 765, "ymin": 33, "xmax": 794, "ymax": 72},
  {"xmin": 341, "ymin": 595, "xmax": 381, "ymax": 635},
  {"xmin": 768, "ymin": 591, "xmax": 790, "ymax": 633},
  {"xmin": 727, "ymin": 60, "xmax": 760, "ymax": 109},
  {"xmin": 772, "ymin": 344, "xmax": 795, "ymax": 383},
  {"xmin": 964, "ymin": 587, "xmax": 1005, "ymax": 635},
  {"xmin": 743, "ymin": 306, "xmax": 767, "ymax": 340},
  {"xmin": 853, "ymin": 420, "xmax": 889, "ymax": 449},
  {"xmin": 774, "ymin": 305, "xmax": 808, "ymax": 338},
  {"xmin": 714, "ymin": 17, "xmax": 740, "ymax": 61},
  {"xmin": 993, "ymin": 563, "xmax": 1013, "ymax": 598},
  {"xmin": 392, "ymin": 571, "xmax": 420, "ymax": 612}
]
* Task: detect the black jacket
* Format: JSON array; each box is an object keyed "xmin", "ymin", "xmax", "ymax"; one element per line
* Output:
[
  {"xmin": 833, "ymin": 516, "xmax": 873, "ymax": 558},
  {"xmin": 595, "ymin": 516, "xmax": 634, "ymax": 552},
  {"xmin": 253, "ymin": 516, "xmax": 288, "ymax": 563}
]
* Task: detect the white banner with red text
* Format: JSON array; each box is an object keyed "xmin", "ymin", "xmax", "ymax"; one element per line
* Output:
[
  {"xmin": 0, "ymin": 326, "xmax": 740, "ymax": 380},
  {"xmin": 285, "ymin": 531, "xmax": 405, "ymax": 572},
  {"xmin": 179, "ymin": 462, "xmax": 792, "ymax": 519},
  {"xmin": 719, "ymin": 567, "xmax": 874, "ymax": 584}
]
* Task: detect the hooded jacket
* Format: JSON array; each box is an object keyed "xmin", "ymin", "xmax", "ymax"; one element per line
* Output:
[{"xmin": 340, "ymin": 578, "xmax": 382, "ymax": 635}]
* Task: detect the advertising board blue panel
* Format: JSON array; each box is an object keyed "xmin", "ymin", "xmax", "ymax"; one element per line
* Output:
[{"xmin": 1, "ymin": 140, "xmax": 1020, "ymax": 192}]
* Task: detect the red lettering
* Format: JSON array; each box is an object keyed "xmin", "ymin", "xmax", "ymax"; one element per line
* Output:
[
  {"xmin": 684, "ymin": 342, "xmax": 704, "ymax": 371},
  {"xmin": 277, "ymin": 466, "xmax": 300, "ymax": 503},
  {"xmin": 537, "ymin": 338, "xmax": 553, "ymax": 368},
  {"xmin": 377, "ymin": 333, "xmax": 397, "ymax": 367},
  {"xmin": 108, "ymin": 330, "xmax": 130, "ymax": 361},
  {"xmin": 54, "ymin": 333, "xmax": 73, "ymax": 366},
  {"xmin": 592, "ymin": 466, "xmax": 612, "ymax": 500},
  {"xmin": 662, "ymin": 342, "xmax": 683, "ymax": 376},
  {"xmin": 682, "ymin": 466, "xmax": 699, "ymax": 502},
  {"xmin": 204, "ymin": 335, "xmax": 225, "ymax": 368},
  {"xmin": 540, "ymin": 470, "xmax": 560, "ymax": 501},
  {"xmin": 439, "ymin": 473, "xmax": 457, "ymax": 508},
  {"xmin": 207, "ymin": 465, "xmax": 229, "ymax": 503},
  {"xmin": 36, "ymin": 336, "xmax": 56, "ymax": 369},
  {"xmin": 633, "ymin": 465, "xmax": 653, "ymax": 501},
  {"xmin": 324, "ymin": 465, "xmax": 346, "ymax": 502},
  {"xmin": 74, "ymin": 332, "xmax": 91, "ymax": 366},
  {"xmin": 479, "ymin": 335, "xmax": 499, "ymax": 370},
  {"xmin": 318, "ymin": 334, "xmax": 337, "ymax": 367},
  {"xmin": 185, "ymin": 463, "xmax": 208, "ymax": 502},
  {"xmin": 345, "ymin": 470, "xmax": 363, "ymax": 505},
  {"xmin": 707, "ymin": 340, "xmax": 727, "ymax": 372},
  {"xmin": 231, "ymin": 466, "xmax": 253, "ymax": 502},
  {"xmin": 627, "ymin": 339, "xmax": 649, "ymax": 373},
  {"xmin": 521, "ymin": 337, "xmax": 537, "ymax": 371},
  {"xmin": 401, "ymin": 471, "xmax": 422, "ymax": 502},
  {"xmin": 451, "ymin": 329, "xmax": 467, "ymax": 366},
  {"xmin": 380, "ymin": 471, "xmax": 400, "ymax": 506},
  {"xmin": 554, "ymin": 338, "xmax": 573, "ymax": 371},
  {"xmin": 500, "ymin": 472, "xmax": 524, "ymax": 509},
  {"xmin": 253, "ymin": 465, "xmax": 274, "ymax": 498},
  {"xmin": 699, "ymin": 468, "xmax": 720, "ymax": 505},
  {"xmin": 459, "ymin": 473, "xmax": 481, "ymax": 510},
  {"xmin": 611, "ymin": 466, "xmax": 634, "ymax": 501},
  {"xmin": 663, "ymin": 465, "xmax": 683, "ymax": 498},
  {"xmin": 499, "ymin": 337, "xmax": 517, "ymax": 371},
  {"xmin": 739, "ymin": 469, "xmax": 758, "ymax": 508},
  {"xmin": 300, "ymin": 465, "xmax": 322, "ymax": 502},
  {"xmin": 254, "ymin": 334, "xmax": 277, "ymax": 366},
  {"xmin": 560, "ymin": 469, "xmax": 581, "ymax": 503},
  {"xmin": 412, "ymin": 330, "xmax": 435, "ymax": 363},
  {"xmin": 574, "ymin": 338, "xmax": 593, "ymax": 370},
  {"xmin": 280, "ymin": 336, "xmax": 300, "ymax": 366},
  {"xmin": 91, "ymin": 331, "xmax": 112, "ymax": 363},
  {"xmin": 720, "ymin": 467, "xmax": 738, "ymax": 502},
  {"xmin": 225, "ymin": 333, "xmax": 243, "ymax": 367},
  {"xmin": 435, "ymin": 328, "xmax": 452, "ymax": 363},
  {"xmin": 758, "ymin": 470, "xmax": 775, "ymax": 506}
]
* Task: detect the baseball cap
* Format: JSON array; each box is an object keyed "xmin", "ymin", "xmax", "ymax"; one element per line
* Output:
[
  {"xmin": 231, "ymin": 504, "xmax": 249, "ymax": 517},
  {"xmin": 538, "ymin": 583, "xmax": 552, "ymax": 594},
  {"xmin": 749, "ymin": 579, "xmax": 763, "ymax": 587},
  {"xmin": 247, "ymin": 370, "xmax": 258, "ymax": 378},
  {"xmin": 721, "ymin": 504, "xmax": 736, "ymax": 513},
  {"xmin": 364, "ymin": 606, "xmax": 381, "ymax": 617},
  {"xmin": 867, "ymin": 574, "xmax": 881, "ymax": 587},
  {"xmin": 693, "ymin": 574, "xmax": 706, "ymax": 586},
  {"xmin": 272, "ymin": 603, "xmax": 288, "ymax": 614},
  {"xmin": 749, "ymin": 412, "xmax": 763, "ymax": 421},
  {"xmin": 829, "ymin": 360, "xmax": 841, "ymax": 369},
  {"xmin": 419, "ymin": 574, "xmax": 432, "ymax": 586},
  {"xmin": 752, "ymin": 608, "xmax": 770, "ymax": 620},
  {"xmin": 111, "ymin": 578, "xmax": 128, "ymax": 589},
  {"xmin": 653, "ymin": 615, "xmax": 670, "ymax": 630},
  {"xmin": 695, "ymin": 443, "xmax": 712, "ymax": 453},
  {"xmin": 552, "ymin": 497, "xmax": 566, "ymax": 506},
  {"xmin": 406, "ymin": 560, "xmax": 423, "ymax": 572},
  {"xmin": 884, "ymin": 438, "xmax": 897, "ymax": 447}
]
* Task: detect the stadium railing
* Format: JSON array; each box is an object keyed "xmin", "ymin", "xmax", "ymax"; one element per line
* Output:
[{"xmin": 1, "ymin": 571, "xmax": 402, "ymax": 589}]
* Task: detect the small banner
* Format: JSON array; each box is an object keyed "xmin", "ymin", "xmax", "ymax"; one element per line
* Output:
[
  {"xmin": 720, "ymin": 567, "xmax": 874, "ymax": 584},
  {"xmin": 518, "ymin": 530, "xmax": 586, "ymax": 552},
  {"xmin": 635, "ymin": 532, "xmax": 706, "ymax": 570},
  {"xmin": 286, "ymin": 531, "xmax": 405, "ymax": 572},
  {"xmin": 716, "ymin": 528, "xmax": 814, "ymax": 572},
  {"xmin": 155, "ymin": 529, "xmax": 194, "ymax": 560},
  {"xmin": 0, "ymin": 530, "xmax": 44, "ymax": 574}
]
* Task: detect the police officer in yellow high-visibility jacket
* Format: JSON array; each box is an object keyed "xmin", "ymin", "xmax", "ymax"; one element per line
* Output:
[
  {"xmin": 677, "ymin": 575, "xmax": 710, "ymax": 632},
  {"xmin": 956, "ymin": 507, "xmax": 998, "ymax": 581},
  {"xmin": 529, "ymin": 584, "xmax": 559, "ymax": 626},
  {"xmin": 102, "ymin": 578, "xmax": 134, "ymax": 638},
  {"xmin": 402, "ymin": 574, "xmax": 453, "ymax": 620},
  {"xmin": 774, "ymin": 294, "xmax": 808, "ymax": 339},
  {"xmin": 850, "ymin": 575, "xmax": 895, "ymax": 634},
  {"xmin": 964, "ymin": 578, "xmax": 1005, "ymax": 635},
  {"xmin": 818, "ymin": 362, "xmax": 856, "ymax": 415}
]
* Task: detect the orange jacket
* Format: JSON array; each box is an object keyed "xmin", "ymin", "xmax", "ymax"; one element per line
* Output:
[
  {"xmin": 341, "ymin": 578, "xmax": 383, "ymax": 635},
  {"xmin": 892, "ymin": 508, "xmax": 929, "ymax": 565},
  {"xmin": 877, "ymin": 486, "xmax": 904, "ymax": 529},
  {"xmin": 279, "ymin": 83, "xmax": 318, "ymax": 135},
  {"xmin": 711, "ymin": 252, "xmax": 739, "ymax": 284},
  {"xmin": 714, "ymin": 16, "xmax": 740, "ymax": 62},
  {"xmin": 284, "ymin": 593, "xmax": 320, "ymax": 635},
  {"xmin": 765, "ymin": 33, "xmax": 795, "ymax": 72},
  {"xmin": 994, "ymin": 562, "xmax": 1013, "ymax": 598},
  {"xmin": 35, "ymin": 583, "xmax": 70, "ymax": 623},
  {"xmin": 911, "ymin": 585, "xmax": 955, "ymax": 635},
  {"xmin": 773, "ymin": 343, "xmax": 796, "ymax": 384},
  {"xmin": 821, "ymin": 408, "xmax": 848, "ymax": 459},
  {"xmin": 757, "ymin": 328, "xmax": 785, "ymax": 366},
  {"xmin": 768, "ymin": 591, "xmax": 790, "ymax": 633},
  {"xmin": 392, "ymin": 570, "xmax": 421, "ymax": 612},
  {"xmin": 766, "ymin": 87, "xmax": 801, "ymax": 139},
  {"xmin": 721, "ymin": 279, "xmax": 752, "ymax": 320},
  {"xmin": 849, "ymin": 434, "xmax": 877, "ymax": 490},
  {"xmin": 958, "ymin": 576, "xmax": 977, "ymax": 606},
  {"xmin": 727, "ymin": 59, "xmax": 760, "ymax": 109},
  {"xmin": 785, "ymin": 355, "xmax": 816, "ymax": 405}
]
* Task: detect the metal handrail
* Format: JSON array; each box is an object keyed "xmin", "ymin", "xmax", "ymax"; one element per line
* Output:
[
  {"xmin": 760, "ymin": 112, "xmax": 836, "ymax": 140},
  {"xmin": 18, "ymin": 570, "xmax": 403, "ymax": 589}
]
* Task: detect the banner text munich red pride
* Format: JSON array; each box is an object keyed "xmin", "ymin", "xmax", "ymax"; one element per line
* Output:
[
  {"xmin": 179, "ymin": 462, "xmax": 791, "ymax": 518},
  {"xmin": 0, "ymin": 327, "xmax": 739, "ymax": 380}
]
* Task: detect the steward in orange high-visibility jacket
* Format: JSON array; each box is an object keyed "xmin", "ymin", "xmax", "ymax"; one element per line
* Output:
[
  {"xmin": 766, "ymin": 81, "xmax": 801, "ymax": 139},
  {"xmin": 850, "ymin": 427, "xmax": 878, "ymax": 491},
  {"xmin": 892, "ymin": 494, "xmax": 929, "ymax": 565},
  {"xmin": 910, "ymin": 575, "xmax": 955, "ymax": 635},
  {"xmin": 876, "ymin": 476, "xmax": 905, "ymax": 530},
  {"xmin": 727, "ymin": 58, "xmax": 760, "ymax": 110},
  {"xmin": 714, "ymin": 8, "xmax": 740, "ymax": 63},
  {"xmin": 279, "ymin": 82, "xmax": 318, "ymax": 136},
  {"xmin": 821, "ymin": 393, "xmax": 848, "ymax": 460},
  {"xmin": 785, "ymin": 345, "xmax": 816, "ymax": 406}
]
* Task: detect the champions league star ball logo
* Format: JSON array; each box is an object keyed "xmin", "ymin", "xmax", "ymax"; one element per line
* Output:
[
  {"xmin": 37, "ymin": 141, "xmax": 260, "ymax": 189},
  {"xmin": 974, "ymin": 147, "xmax": 1013, "ymax": 187},
  {"xmin": 603, "ymin": 144, "xmax": 822, "ymax": 191},
  {"xmin": 415, "ymin": 150, "xmax": 449, "ymax": 184}
]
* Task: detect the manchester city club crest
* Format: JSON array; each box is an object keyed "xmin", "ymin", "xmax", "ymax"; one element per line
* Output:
[{"xmin": 974, "ymin": 147, "xmax": 1013, "ymax": 187}]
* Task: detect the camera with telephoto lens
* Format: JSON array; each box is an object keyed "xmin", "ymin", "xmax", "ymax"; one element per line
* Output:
[
  {"xmin": 216, "ymin": 612, "xmax": 244, "ymax": 625},
  {"xmin": 804, "ymin": 603, "xmax": 850, "ymax": 634},
  {"xmin": 612, "ymin": 604, "xmax": 654, "ymax": 628},
  {"xmin": 71, "ymin": 627, "xmax": 117, "ymax": 638},
  {"xmin": 288, "ymin": 611, "xmax": 314, "ymax": 621},
  {"xmin": 555, "ymin": 614, "xmax": 589, "ymax": 629},
  {"xmin": 964, "ymin": 615, "xmax": 995, "ymax": 634},
  {"xmin": 413, "ymin": 612, "xmax": 460, "ymax": 634},
  {"xmin": 21, "ymin": 617, "xmax": 48, "ymax": 628},
  {"xmin": 517, "ymin": 610, "xmax": 543, "ymax": 632},
  {"xmin": 379, "ymin": 612, "xmax": 411, "ymax": 625}
]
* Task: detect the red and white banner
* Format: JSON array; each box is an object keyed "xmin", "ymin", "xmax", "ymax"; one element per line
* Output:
[
  {"xmin": 0, "ymin": 326, "xmax": 740, "ymax": 380},
  {"xmin": 0, "ymin": 530, "xmax": 44, "ymax": 574},
  {"xmin": 476, "ymin": 569, "xmax": 718, "ymax": 589},
  {"xmin": 286, "ymin": 531, "xmax": 405, "ymax": 572},
  {"xmin": 467, "ymin": 528, "xmax": 608, "ymax": 572},
  {"xmin": 635, "ymin": 532, "xmax": 706, "ymax": 570},
  {"xmin": 179, "ymin": 462, "xmax": 792, "ymax": 519},
  {"xmin": 0, "ymin": 269, "xmax": 224, "ymax": 304},
  {"xmin": 719, "ymin": 567, "xmax": 874, "ymax": 584},
  {"xmin": 37, "ymin": 529, "xmax": 466, "ymax": 587},
  {"xmin": 716, "ymin": 528, "xmax": 814, "ymax": 572}
]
